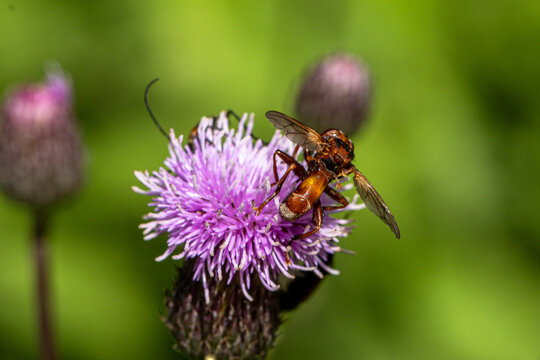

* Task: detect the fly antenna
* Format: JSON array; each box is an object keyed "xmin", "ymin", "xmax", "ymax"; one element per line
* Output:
[{"xmin": 144, "ymin": 78, "xmax": 169, "ymax": 140}]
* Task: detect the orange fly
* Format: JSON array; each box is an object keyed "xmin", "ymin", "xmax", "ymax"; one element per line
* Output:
[{"xmin": 255, "ymin": 110, "xmax": 400, "ymax": 241}]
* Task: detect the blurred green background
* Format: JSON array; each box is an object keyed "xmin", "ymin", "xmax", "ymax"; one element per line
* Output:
[{"xmin": 1, "ymin": 1, "xmax": 539, "ymax": 359}]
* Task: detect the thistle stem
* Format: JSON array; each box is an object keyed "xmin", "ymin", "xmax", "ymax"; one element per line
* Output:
[{"xmin": 34, "ymin": 209, "xmax": 55, "ymax": 360}]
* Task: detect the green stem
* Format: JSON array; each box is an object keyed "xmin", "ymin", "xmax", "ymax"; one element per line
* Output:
[{"xmin": 34, "ymin": 209, "xmax": 55, "ymax": 360}]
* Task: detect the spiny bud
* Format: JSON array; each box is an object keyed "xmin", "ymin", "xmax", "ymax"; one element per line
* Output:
[
  {"xmin": 0, "ymin": 69, "xmax": 83, "ymax": 209},
  {"xmin": 163, "ymin": 262, "xmax": 281, "ymax": 360},
  {"xmin": 295, "ymin": 53, "xmax": 371, "ymax": 135}
]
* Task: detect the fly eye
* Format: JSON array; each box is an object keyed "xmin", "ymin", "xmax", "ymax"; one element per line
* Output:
[{"xmin": 335, "ymin": 154, "xmax": 344, "ymax": 165}]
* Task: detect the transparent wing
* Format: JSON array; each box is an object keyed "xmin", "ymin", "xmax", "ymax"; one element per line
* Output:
[
  {"xmin": 353, "ymin": 169, "xmax": 400, "ymax": 239},
  {"xmin": 265, "ymin": 110, "xmax": 325, "ymax": 152}
]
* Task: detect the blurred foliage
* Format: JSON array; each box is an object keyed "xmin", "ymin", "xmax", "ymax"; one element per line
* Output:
[{"xmin": 1, "ymin": 1, "xmax": 539, "ymax": 359}]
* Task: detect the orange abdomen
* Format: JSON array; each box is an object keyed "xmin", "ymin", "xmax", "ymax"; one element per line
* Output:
[{"xmin": 279, "ymin": 170, "xmax": 329, "ymax": 221}]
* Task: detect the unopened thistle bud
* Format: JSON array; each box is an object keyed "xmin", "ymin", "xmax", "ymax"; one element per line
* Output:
[
  {"xmin": 295, "ymin": 53, "xmax": 371, "ymax": 135},
  {"xmin": 164, "ymin": 261, "xmax": 281, "ymax": 359},
  {"xmin": 0, "ymin": 69, "xmax": 83, "ymax": 208}
]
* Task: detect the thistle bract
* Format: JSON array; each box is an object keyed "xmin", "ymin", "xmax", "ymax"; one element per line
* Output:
[
  {"xmin": 164, "ymin": 261, "xmax": 281, "ymax": 359},
  {"xmin": 134, "ymin": 112, "xmax": 363, "ymax": 300}
]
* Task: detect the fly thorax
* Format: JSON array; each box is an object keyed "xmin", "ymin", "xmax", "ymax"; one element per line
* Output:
[{"xmin": 323, "ymin": 157, "xmax": 338, "ymax": 173}]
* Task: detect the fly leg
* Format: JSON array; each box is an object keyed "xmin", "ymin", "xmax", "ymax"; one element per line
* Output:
[
  {"xmin": 225, "ymin": 110, "xmax": 267, "ymax": 144},
  {"xmin": 225, "ymin": 110, "xmax": 241, "ymax": 122},
  {"xmin": 288, "ymin": 188, "xmax": 348, "ymax": 244},
  {"xmin": 284, "ymin": 200, "xmax": 323, "ymax": 266},
  {"xmin": 304, "ymin": 148, "xmax": 313, "ymax": 162},
  {"xmin": 255, "ymin": 150, "xmax": 306, "ymax": 215},
  {"xmin": 280, "ymin": 147, "xmax": 311, "ymax": 186},
  {"xmin": 188, "ymin": 110, "xmax": 266, "ymax": 150},
  {"xmin": 322, "ymin": 186, "xmax": 349, "ymax": 211},
  {"xmin": 290, "ymin": 200, "xmax": 323, "ymax": 241},
  {"xmin": 273, "ymin": 145, "xmax": 300, "ymax": 183}
]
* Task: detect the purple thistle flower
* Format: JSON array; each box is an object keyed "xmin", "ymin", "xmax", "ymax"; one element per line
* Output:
[{"xmin": 133, "ymin": 112, "xmax": 363, "ymax": 301}]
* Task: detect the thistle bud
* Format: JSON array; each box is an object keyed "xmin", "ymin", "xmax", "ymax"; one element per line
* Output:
[
  {"xmin": 0, "ymin": 69, "xmax": 83, "ymax": 208},
  {"xmin": 163, "ymin": 262, "xmax": 281, "ymax": 360},
  {"xmin": 295, "ymin": 53, "xmax": 371, "ymax": 135}
]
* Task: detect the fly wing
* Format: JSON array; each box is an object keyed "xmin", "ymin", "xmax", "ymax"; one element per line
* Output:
[
  {"xmin": 265, "ymin": 111, "xmax": 325, "ymax": 152},
  {"xmin": 353, "ymin": 169, "xmax": 400, "ymax": 238}
]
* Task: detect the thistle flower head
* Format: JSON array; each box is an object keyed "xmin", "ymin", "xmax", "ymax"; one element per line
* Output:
[
  {"xmin": 296, "ymin": 53, "xmax": 371, "ymax": 135},
  {"xmin": 134, "ymin": 112, "xmax": 363, "ymax": 300},
  {"xmin": 164, "ymin": 261, "xmax": 281, "ymax": 359},
  {"xmin": 0, "ymin": 68, "xmax": 83, "ymax": 208}
]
